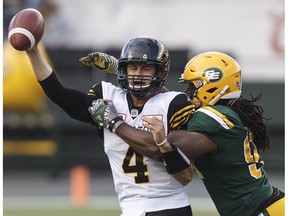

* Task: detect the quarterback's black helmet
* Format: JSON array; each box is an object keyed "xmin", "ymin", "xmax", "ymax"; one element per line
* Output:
[{"xmin": 118, "ymin": 36, "xmax": 170, "ymax": 97}]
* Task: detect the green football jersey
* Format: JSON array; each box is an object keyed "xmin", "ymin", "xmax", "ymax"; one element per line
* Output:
[{"xmin": 188, "ymin": 105, "xmax": 273, "ymax": 216}]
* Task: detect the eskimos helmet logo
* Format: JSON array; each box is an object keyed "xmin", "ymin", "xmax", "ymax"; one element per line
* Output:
[{"xmin": 203, "ymin": 67, "xmax": 223, "ymax": 83}]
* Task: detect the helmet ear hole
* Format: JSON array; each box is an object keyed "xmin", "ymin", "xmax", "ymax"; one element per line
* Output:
[{"xmin": 207, "ymin": 87, "xmax": 218, "ymax": 93}]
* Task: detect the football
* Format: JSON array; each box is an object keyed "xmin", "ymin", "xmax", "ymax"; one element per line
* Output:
[{"xmin": 8, "ymin": 8, "xmax": 45, "ymax": 51}]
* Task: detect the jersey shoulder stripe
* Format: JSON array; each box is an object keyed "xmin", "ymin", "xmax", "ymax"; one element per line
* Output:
[
  {"xmin": 169, "ymin": 104, "xmax": 195, "ymax": 130},
  {"xmin": 197, "ymin": 106, "xmax": 234, "ymax": 129},
  {"xmin": 87, "ymin": 89, "xmax": 96, "ymax": 96}
]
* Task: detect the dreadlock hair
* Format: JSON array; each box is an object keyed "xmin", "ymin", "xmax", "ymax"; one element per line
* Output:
[{"xmin": 226, "ymin": 93, "xmax": 270, "ymax": 151}]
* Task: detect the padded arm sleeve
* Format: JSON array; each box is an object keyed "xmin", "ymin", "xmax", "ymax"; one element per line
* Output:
[{"xmin": 39, "ymin": 71, "xmax": 98, "ymax": 123}]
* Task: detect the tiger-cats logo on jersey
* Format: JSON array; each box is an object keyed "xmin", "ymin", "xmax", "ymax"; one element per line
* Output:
[{"xmin": 203, "ymin": 67, "xmax": 223, "ymax": 82}]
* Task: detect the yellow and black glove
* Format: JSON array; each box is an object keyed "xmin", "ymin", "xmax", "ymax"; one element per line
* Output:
[{"xmin": 79, "ymin": 52, "xmax": 118, "ymax": 74}]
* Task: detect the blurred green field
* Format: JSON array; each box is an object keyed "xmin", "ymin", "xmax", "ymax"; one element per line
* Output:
[
  {"xmin": 3, "ymin": 208, "xmax": 219, "ymax": 216},
  {"xmin": 3, "ymin": 209, "xmax": 120, "ymax": 216},
  {"xmin": 3, "ymin": 195, "xmax": 219, "ymax": 216}
]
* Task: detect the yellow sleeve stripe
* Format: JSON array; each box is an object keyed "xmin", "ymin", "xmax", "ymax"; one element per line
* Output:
[
  {"xmin": 169, "ymin": 104, "xmax": 195, "ymax": 130},
  {"xmin": 198, "ymin": 106, "xmax": 234, "ymax": 129},
  {"xmin": 87, "ymin": 93, "xmax": 96, "ymax": 96},
  {"xmin": 169, "ymin": 104, "xmax": 195, "ymax": 123},
  {"xmin": 170, "ymin": 114, "xmax": 191, "ymax": 130},
  {"xmin": 87, "ymin": 89, "xmax": 96, "ymax": 96}
]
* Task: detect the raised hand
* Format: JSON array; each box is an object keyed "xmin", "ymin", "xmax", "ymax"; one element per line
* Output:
[{"xmin": 79, "ymin": 52, "xmax": 118, "ymax": 74}]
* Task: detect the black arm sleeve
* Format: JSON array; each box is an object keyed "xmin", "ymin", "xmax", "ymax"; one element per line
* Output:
[
  {"xmin": 167, "ymin": 93, "xmax": 195, "ymax": 132},
  {"xmin": 39, "ymin": 71, "xmax": 100, "ymax": 123}
]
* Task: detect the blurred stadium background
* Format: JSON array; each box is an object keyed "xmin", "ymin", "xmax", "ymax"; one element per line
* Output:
[{"xmin": 3, "ymin": 0, "xmax": 284, "ymax": 215}]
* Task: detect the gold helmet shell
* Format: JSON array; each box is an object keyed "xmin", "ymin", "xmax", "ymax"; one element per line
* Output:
[{"xmin": 179, "ymin": 52, "xmax": 242, "ymax": 108}]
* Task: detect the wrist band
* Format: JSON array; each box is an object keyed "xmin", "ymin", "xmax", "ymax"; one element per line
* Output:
[
  {"xmin": 109, "ymin": 116, "xmax": 124, "ymax": 132},
  {"xmin": 112, "ymin": 119, "xmax": 124, "ymax": 133},
  {"xmin": 156, "ymin": 138, "xmax": 167, "ymax": 147},
  {"xmin": 162, "ymin": 144, "xmax": 191, "ymax": 174}
]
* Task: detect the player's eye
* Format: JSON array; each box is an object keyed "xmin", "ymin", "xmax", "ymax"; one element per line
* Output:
[{"xmin": 127, "ymin": 65, "xmax": 138, "ymax": 70}]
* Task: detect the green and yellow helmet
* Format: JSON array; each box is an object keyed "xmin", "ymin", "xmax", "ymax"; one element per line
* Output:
[{"xmin": 179, "ymin": 52, "xmax": 242, "ymax": 108}]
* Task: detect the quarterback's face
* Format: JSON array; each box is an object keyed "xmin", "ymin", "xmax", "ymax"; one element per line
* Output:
[{"xmin": 126, "ymin": 63, "xmax": 157, "ymax": 88}]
